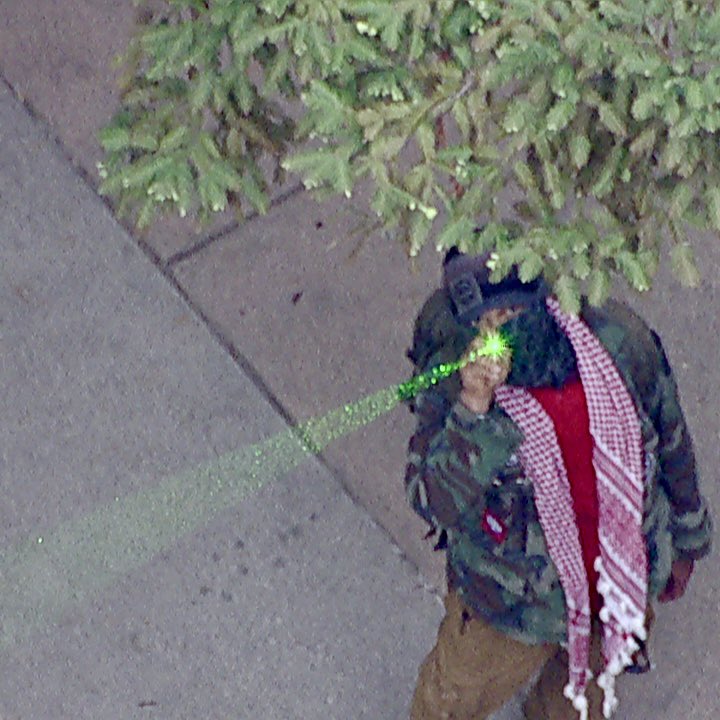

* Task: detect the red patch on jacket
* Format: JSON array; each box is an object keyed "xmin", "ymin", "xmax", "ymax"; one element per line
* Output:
[{"xmin": 482, "ymin": 508, "xmax": 508, "ymax": 544}]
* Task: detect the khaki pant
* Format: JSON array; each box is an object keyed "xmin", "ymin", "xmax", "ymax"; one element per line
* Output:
[{"xmin": 410, "ymin": 590, "xmax": 655, "ymax": 720}]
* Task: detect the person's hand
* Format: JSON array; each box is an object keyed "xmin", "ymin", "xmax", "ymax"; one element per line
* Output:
[
  {"xmin": 459, "ymin": 307, "xmax": 522, "ymax": 414},
  {"xmin": 657, "ymin": 557, "xmax": 695, "ymax": 603}
]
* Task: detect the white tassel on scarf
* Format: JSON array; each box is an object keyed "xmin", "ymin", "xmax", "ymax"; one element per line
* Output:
[{"xmin": 493, "ymin": 296, "xmax": 649, "ymax": 720}]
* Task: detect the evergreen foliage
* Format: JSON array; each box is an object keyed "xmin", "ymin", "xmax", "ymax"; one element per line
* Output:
[{"xmin": 98, "ymin": 0, "xmax": 719, "ymax": 313}]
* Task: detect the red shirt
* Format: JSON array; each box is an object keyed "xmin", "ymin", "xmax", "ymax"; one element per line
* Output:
[{"xmin": 528, "ymin": 376, "xmax": 603, "ymax": 617}]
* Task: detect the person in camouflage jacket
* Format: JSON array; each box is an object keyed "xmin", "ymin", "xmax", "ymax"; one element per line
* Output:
[{"xmin": 404, "ymin": 246, "xmax": 713, "ymax": 720}]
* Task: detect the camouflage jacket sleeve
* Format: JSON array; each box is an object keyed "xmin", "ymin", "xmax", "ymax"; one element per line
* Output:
[
  {"xmin": 648, "ymin": 329, "xmax": 713, "ymax": 561},
  {"xmin": 404, "ymin": 348, "xmax": 525, "ymax": 542}
]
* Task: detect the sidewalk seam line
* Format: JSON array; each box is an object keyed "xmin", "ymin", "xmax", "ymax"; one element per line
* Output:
[
  {"xmin": 0, "ymin": 71, "xmax": 436, "ymax": 611},
  {"xmin": 165, "ymin": 182, "xmax": 305, "ymax": 269}
]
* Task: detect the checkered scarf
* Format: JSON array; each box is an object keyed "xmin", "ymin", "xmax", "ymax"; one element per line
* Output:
[{"xmin": 493, "ymin": 296, "xmax": 650, "ymax": 720}]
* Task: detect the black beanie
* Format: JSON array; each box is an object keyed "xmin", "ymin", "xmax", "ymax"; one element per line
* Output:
[{"xmin": 442, "ymin": 246, "xmax": 550, "ymax": 327}]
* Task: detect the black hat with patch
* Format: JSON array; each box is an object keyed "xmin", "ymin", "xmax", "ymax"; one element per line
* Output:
[{"xmin": 442, "ymin": 246, "xmax": 550, "ymax": 327}]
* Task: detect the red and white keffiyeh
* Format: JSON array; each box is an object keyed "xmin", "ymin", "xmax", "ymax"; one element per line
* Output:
[{"xmin": 493, "ymin": 296, "xmax": 649, "ymax": 720}]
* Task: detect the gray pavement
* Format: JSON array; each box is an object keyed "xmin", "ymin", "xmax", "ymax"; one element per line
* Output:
[
  {"xmin": 0, "ymin": 79, "xmax": 444, "ymax": 719},
  {"xmin": 1, "ymin": 6, "xmax": 719, "ymax": 720}
]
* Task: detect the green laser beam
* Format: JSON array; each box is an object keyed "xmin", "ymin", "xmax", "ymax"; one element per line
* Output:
[
  {"xmin": 397, "ymin": 328, "xmax": 512, "ymax": 400},
  {"xmin": 0, "ymin": 329, "xmax": 510, "ymax": 653}
]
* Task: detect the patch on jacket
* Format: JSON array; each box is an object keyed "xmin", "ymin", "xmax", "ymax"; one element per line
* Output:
[{"xmin": 482, "ymin": 508, "xmax": 509, "ymax": 544}]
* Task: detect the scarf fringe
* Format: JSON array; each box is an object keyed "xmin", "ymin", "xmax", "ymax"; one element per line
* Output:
[
  {"xmin": 564, "ymin": 681, "xmax": 590, "ymax": 720},
  {"xmin": 495, "ymin": 297, "xmax": 650, "ymax": 720}
]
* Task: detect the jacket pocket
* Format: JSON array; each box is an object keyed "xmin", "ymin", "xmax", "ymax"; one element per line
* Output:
[
  {"xmin": 457, "ymin": 469, "xmax": 536, "ymax": 583},
  {"xmin": 486, "ymin": 465, "xmax": 533, "ymax": 554}
]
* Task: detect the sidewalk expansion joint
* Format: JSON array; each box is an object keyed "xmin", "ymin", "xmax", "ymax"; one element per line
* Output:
[
  {"xmin": 165, "ymin": 182, "xmax": 305, "ymax": 269},
  {"xmin": 0, "ymin": 72, "xmax": 439, "ymax": 626}
]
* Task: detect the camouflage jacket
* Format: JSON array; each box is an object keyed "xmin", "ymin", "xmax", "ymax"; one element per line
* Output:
[{"xmin": 404, "ymin": 291, "xmax": 713, "ymax": 646}]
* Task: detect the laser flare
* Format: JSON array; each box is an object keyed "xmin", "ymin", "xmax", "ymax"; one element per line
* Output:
[{"xmin": 1, "ymin": 329, "xmax": 509, "ymax": 654}]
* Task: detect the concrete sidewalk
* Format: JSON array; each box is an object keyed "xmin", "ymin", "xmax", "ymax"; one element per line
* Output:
[
  {"xmin": 0, "ymin": 80, "xmax": 446, "ymax": 719},
  {"xmin": 2, "ymin": 5, "xmax": 719, "ymax": 720}
]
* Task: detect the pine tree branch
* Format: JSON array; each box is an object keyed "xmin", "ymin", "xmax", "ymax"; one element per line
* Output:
[{"xmin": 229, "ymin": 111, "xmax": 285, "ymax": 156}]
